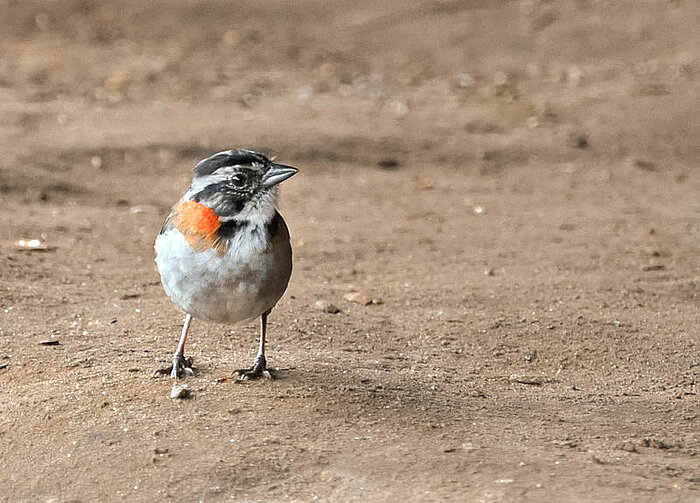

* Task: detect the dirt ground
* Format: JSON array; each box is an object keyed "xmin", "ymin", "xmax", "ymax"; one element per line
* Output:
[{"xmin": 0, "ymin": 1, "xmax": 698, "ymax": 501}]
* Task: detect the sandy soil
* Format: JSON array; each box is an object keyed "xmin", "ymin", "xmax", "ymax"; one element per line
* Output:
[{"xmin": 0, "ymin": 1, "xmax": 698, "ymax": 501}]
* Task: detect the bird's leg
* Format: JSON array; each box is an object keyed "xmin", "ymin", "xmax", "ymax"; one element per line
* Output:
[
  {"xmin": 235, "ymin": 309, "xmax": 272, "ymax": 380},
  {"xmin": 153, "ymin": 313, "xmax": 195, "ymax": 378}
]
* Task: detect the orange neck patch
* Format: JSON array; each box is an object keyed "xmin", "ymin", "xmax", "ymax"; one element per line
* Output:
[{"xmin": 174, "ymin": 200, "xmax": 225, "ymax": 253}]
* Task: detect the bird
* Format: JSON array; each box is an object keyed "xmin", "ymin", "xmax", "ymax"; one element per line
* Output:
[{"xmin": 153, "ymin": 149, "xmax": 298, "ymax": 380}]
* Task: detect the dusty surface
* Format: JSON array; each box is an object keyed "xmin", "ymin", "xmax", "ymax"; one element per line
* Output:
[{"xmin": 0, "ymin": 1, "xmax": 699, "ymax": 501}]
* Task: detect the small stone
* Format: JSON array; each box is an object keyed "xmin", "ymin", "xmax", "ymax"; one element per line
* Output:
[
  {"xmin": 344, "ymin": 292, "xmax": 383, "ymax": 306},
  {"xmin": 170, "ymin": 384, "xmax": 190, "ymax": 399},
  {"xmin": 344, "ymin": 292, "xmax": 371, "ymax": 305},
  {"xmin": 16, "ymin": 239, "xmax": 50, "ymax": 251},
  {"xmin": 457, "ymin": 73, "xmax": 473, "ymax": 87},
  {"xmin": 105, "ymin": 71, "xmax": 128, "ymax": 92},
  {"xmin": 296, "ymin": 85, "xmax": 313, "ymax": 101},
  {"xmin": 343, "ymin": 292, "xmax": 384, "ymax": 306},
  {"xmin": 222, "ymin": 29, "xmax": 240, "ymax": 46},
  {"xmin": 390, "ymin": 99, "xmax": 409, "ymax": 116},
  {"xmin": 415, "ymin": 178, "xmax": 434, "ymax": 190},
  {"xmin": 314, "ymin": 300, "xmax": 341, "ymax": 314},
  {"xmin": 567, "ymin": 66, "xmax": 582, "ymax": 87}
]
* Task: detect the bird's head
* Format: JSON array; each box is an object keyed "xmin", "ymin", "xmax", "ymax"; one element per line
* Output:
[{"xmin": 185, "ymin": 149, "xmax": 298, "ymax": 222}]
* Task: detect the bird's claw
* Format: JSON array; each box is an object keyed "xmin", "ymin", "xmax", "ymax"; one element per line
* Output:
[
  {"xmin": 234, "ymin": 355, "xmax": 271, "ymax": 380},
  {"xmin": 153, "ymin": 354, "xmax": 195, "ymax": 379}
]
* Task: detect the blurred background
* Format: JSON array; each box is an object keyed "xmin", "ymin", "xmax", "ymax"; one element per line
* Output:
[
  {"xmin": 3, "ymin": 1, "xmax": 699, "ymax": 167},
  {"xmin": 1, "ymin": 1, "xmax": 698, "ymax": 501}
]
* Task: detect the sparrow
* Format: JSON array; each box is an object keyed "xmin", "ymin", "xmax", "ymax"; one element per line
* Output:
[{"xmin": 153, "ymin": 149, "xmax": 298, "ymax": 380}]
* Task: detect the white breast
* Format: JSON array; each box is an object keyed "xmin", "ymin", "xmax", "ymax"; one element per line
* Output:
[{"xmin": 154, "ymin": 221, "xmax": 292, "ymax": 324}]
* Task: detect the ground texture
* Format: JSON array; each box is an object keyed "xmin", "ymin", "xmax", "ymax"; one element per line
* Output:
[{"xmin": 0, "ymin": 1, "xmax": 698, "ymax": 501}]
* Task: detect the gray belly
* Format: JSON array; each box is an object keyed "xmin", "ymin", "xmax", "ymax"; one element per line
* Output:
[{"xmin": 154, "ymin": 223, "xmax": 292, "ymax": 324}]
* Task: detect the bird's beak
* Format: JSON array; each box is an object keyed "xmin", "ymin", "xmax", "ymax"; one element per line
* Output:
[{"xmin": 262, "ymin": 163, "xmax": 299, "ymax": 187}]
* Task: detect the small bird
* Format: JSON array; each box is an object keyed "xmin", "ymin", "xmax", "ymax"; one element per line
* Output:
[{"xmin": 153, "ymin": 149, "xmax": 298, "ymax": 380}]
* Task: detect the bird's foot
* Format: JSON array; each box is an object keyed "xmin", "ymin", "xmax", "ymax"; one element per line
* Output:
[
  {"xmin": 152, "ymin": 354, "xmax": 195, "ymax": 379},
  {"xmin": 234, "ymin": 355, "xmax": 271, "ymax": 380}
]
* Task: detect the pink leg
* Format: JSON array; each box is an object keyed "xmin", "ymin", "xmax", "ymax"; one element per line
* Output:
[
  {"xmin": 153, "ymin": 313, "xmax": 195, "ymax": 379},
  {"xmin": 235, "ymin": 310, "xmax": 271, "ymax": 380},
  {"xmin": 175, "ymin": 313, "xmax": 192, "ymax": 357},
  {"xmin": 256, "ymin": 310, "xmax": 268, "ymax": 361}
]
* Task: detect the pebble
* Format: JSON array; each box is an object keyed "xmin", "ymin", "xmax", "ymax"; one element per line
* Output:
[
  {"xmin": 314, "ymin": 300, "xmax": 341, "ymax": 314},
  {"xmin": 170, "ymin": 384, "xmax": 190, "ymax": 399},
  {"xmin": 344, "ymin": 292, "xmax": 383, "ymax": 306},
  {"xmin": 457, "ymin": 73, "xmax": 473, "ymax": 87},
  {"xmin": 567, "ymin": 66, "xmax": 582, "ymax": 87},
  {"xmin": 415, "ymin": 178, "xmax": 434, "ymax": 190}
]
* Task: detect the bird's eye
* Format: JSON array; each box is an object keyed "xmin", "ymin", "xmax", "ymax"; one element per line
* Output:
[{"xmin": 230, "ymin": 174, "xmax": 245, "ymax": 187}]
